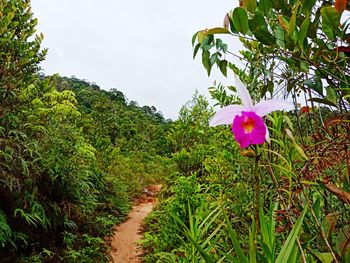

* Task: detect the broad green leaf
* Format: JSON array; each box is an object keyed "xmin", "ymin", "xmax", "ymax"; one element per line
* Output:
[
  {"xmin": 232, "ymin": 7, "xmax": 249, "ymax": 34},
  {"xmin": 242, "ymin": 0, "xmax": 257, "ymax": 12},
  {"xmin": 253, "ymin": 30, "xmax": 276, "ymax": 46},
  {"xmin": 301, "ymin": 0, "xmax": 316, "ymax": 14},
  {"xmin": 321, "ymin": 6, "xmax": 341, "ymax": 40},
  {"xmin": 258, "ymin": 0, "xmax": 272, "ymax": 16},
  {"xmin": 249, "ymin": 11, "xmax": 276, "ymax": 45},
  {"xmin": 249, "ymin": 11, "xmax": 268, "ymax": 32}
]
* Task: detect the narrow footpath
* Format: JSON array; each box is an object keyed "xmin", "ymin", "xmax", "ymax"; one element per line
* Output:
[{"xmin": 109, "ymin": 185, "xmax": 162, "ymax": 263}]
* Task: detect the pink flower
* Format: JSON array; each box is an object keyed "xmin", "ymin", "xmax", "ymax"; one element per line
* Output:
[{"xmin": 210, "ymin": 76, "xmax": 293, "ymax": 148}]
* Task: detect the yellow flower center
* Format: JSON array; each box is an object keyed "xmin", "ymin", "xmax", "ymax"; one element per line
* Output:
[{"xmin": 242, "ymin": 116, "xmax": 255, "ymax": 133}]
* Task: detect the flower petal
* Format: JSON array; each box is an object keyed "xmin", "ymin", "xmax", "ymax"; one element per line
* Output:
[
  {"xmin": 232, "ymin": 111, "xmax": 266, "ymax": 148},
  {"xmin": 232, "ymin": 115, "xmax": 251, "ymax": 148},
  {"xmin": 253, "ymin": 99, "xmax": 294, "ymax": 117},
  {"xmin": 209, "ymin": 105, "xmax": 247, "ymax": 126},
  {"xmin": 249, "ymin": 115, "xmax": 267, "ymax": 145},
  {"xmin": 235, "ymin": 75, "xmax": 253, "ymax": 110}
]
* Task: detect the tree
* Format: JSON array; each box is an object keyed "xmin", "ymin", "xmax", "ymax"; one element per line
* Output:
[{"xmin": 0, "ymin": 0, "xmax": 46, "ymax": 124}]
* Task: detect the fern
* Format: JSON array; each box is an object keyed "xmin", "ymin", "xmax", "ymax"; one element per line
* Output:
[{"xmin": 0, "ymin": 209, "xmax": 12, "ymax": 248}]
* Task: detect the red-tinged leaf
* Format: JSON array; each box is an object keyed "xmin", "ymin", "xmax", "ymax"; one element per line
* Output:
[
  {"xmin": 223, "ymin": 13, "xmax": 230, "ymax": 29},
  {"xmin": 337, "ymin": 46, "xmax": 350, "ymax": 53},
  {"xmin": 335, "ymin": 0, "xmax": 346, "ymax": 13},
  {"xmin": 278, "ymin": 15, "xmax": 289, "ymax": 33}
]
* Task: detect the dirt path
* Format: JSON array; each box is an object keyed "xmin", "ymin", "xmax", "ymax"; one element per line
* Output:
[{"xmin": 109, "ymin": 185, "xmax": 161, "ymax": 263}]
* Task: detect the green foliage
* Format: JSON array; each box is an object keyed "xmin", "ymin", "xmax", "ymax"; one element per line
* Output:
[
  {"xmin": 144, "ymin": 1, "xmax": 350, "ymax": 262},
  {"xmin": 2, "ymin": 0, "xmax": 350, "ymax": 262},
  {"xmin": 0, "ymin": 1, "xmax": 171, "ymax": 261}
]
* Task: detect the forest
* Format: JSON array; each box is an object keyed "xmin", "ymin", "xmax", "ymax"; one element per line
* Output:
[{"xmin": 1, "ymin": 0, "xmax": 350, "ymax": 262}]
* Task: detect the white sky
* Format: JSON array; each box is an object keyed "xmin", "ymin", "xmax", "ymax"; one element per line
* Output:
[{"xmin": 31, "ymin": 1, "xmax": 241, "ymax": 119}]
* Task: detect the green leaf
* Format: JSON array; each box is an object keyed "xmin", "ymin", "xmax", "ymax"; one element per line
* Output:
[
  {"xmin": 193, "ymin": 43, "xmax": 201, "ymax": 59},
  {"xmin": 249, "ymin": 11, "xmax": 276, "ymax": 45},
  {"xmin": 232, "ymin": 7, "xmax": 249, "ymax": 34},
  {"xmin": 253, "ymin": 30, "xmax": 276, "ymax": 46},
  {"xmin": 275, "ymin": 206, "xmax": 307, "ymax": 263},
  {"xmin": 299, "ymin": 61, "xmax": 309, "ymax": 73},
  {"xmin": 192, "ymin": 32, "xmax": 198, "ymax": 46},
  {"xmin": 308, "ymin": 98, "xmax": 337, "ymax": 108},
  {"xmin": 197, "ymin": 30, "xmax": 208, "ymax": 44},
  {"xmin": 294, "ymin": 144, "xmax": 308, "ymax": 160},
  {"xmin": 206, "ymin": 27, "xmax": 230, "ymax": 35},
  {"xmin": 309, "ymin": 249, "xmax": 333, "ymax": 263},
  {"xmin": 276, "ymin": 26, "xmax": 285, "ymax": 48},
  {"xmin": 219, "ymin": 60, "xmax": 228, "ymax": 77},
  {"xmin": 301, "ymin": 0, "xmax": 316, "ymax": 14},
  {"xmin": 249, "ymin": 11, "xmax": 267, "ymax": 31},
  {"xmin": 304, "ymin": 77, "xmax": 323, "ymax": 96},
  {"xmin": 258, "ymin": 0, "xmax": 272, "ymax": 16},
  {"xmin": 224, "ymin": 212, "xmax": 248, "ymax": 263},
  {"xmin": 242, "ymin": 0, "xmax": 257, "ymax": 12},
  {"xmin": 202, "ymin": 50, "xmax": 211, "ymax": 76},
  {"xmin": 278, "ymin": 15, "xmax": 290, "ymax": 33},
  {"xmin": 298, "ymin": 17, "xmax": 310, "ymax": 48},
  {"xmin": 326, "ymin": 86, "xmax": 337, "ymax": 104},
  {"xmin": 289, "ymin": 8, "xmax": 297, "ymax": 36},
  {"xmin": 321, "ymin": 6, "xmax": 341, "ymax": 40},
  {"xmin": 249, "ymin": 226, "xmax": 257, "ymax": 263}
]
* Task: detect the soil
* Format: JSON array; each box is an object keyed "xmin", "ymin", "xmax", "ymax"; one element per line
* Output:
[{"xmin": 109, "ymin": 185, "xmax": 162, "ymax": 263}]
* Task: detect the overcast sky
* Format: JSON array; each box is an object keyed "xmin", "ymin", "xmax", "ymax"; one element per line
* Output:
[{"xmin": 31, "ymin": 1, "xmax": 241, "ymax": 119}]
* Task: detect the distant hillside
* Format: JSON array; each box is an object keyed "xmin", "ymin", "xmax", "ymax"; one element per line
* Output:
[{"xmin": 51, "ymin": 75, "xmax": 172, "ymax": 155}]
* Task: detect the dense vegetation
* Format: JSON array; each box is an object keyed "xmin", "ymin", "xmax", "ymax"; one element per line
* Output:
[
  {"xmin": 1, "ymin": 0, "xmax": 350, "ymax": 262},
  {"xmin": 142, "ymin": 0, "xmax": 350, "ymax": 262},
  {"xmin": 0, "ymin": 1, "xmax": 171, "ymax": 261}
]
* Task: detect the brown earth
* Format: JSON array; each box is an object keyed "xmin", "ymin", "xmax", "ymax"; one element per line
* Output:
[{"xmin": 109, "ymin": 185, "xmax": 162, "ymax": 263}]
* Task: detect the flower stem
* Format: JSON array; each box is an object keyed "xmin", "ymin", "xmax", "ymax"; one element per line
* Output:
[{"xmin": 253, "ymin": 146, "xmax": 260, "ymax": 252}]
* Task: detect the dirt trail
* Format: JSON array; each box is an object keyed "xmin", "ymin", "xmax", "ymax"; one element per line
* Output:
[{"xmin": 109, "ymin": 185, "xmax": 162, "ymax": 263}]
